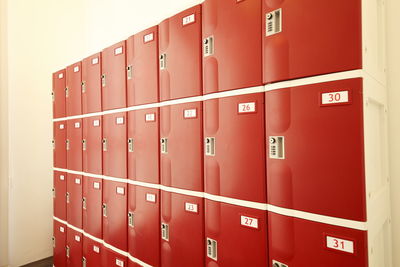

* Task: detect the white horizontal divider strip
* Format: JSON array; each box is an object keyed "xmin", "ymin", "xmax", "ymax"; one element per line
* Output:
[
  {"xmin": 82, "ymin": 172, "xmax": 103, "ymax": 179},
  {"xmin": 102, "ymin": 176, "xmax": 128, "ymax": 183},
  {"xmin": 128, "ymin": 254, "xmax": 153, "ymax": 267},
  {"xmin": 82, "ymin": 231, "xmax": 103, "ymax": 244},
  {"xmin": 126, "ymin": 102, "xmax": 159, "ymax": 111},
  {"xmin": 159, "ymin": 95, "xmax": 203, "ymax": 107},
  {"xmin": 202, "ymin": 85, "xmax": 265, "ymax": 101},
  {"xmin": 53, "ymin": 216, "xmax": 67, "ymax": 225},
  {"xmin": 103, "ymin": 242, "xmax": 129, "ymax": 257},
  {"xmin": 204, "ymin": 193, "xmax": 268, "ymax": 211},
  {"xmin": 127, "ymin": 180, "xmax": 160, "ymax": 190},
  {"xmin": 159, "ymin": 185, "xmax": 204, "ymax": 198}
]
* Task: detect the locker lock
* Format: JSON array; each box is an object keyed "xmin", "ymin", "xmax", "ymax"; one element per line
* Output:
[
  {"xmin": 203, "ymin": 36, "xmax": 214, "ymax": 57},
  {"xmin": 52, "ymin": 188, "xmax": 55, "ymax": 198},
  {"xmin": 128, "ymin": 212, "xmax": 134, "ymax": 227},
  {"xmin": 82, "ymin": 197, "xmax": 87, "ymax": 210},
  {"xmin": 269, "ymin": 136, "xmax": 284, "ymax": 159},
  {"xmin": 82, "ymin": 139, "xmax": 87, "ymax": 151},
  {"xmin": 82, "ymin": 257, "xmax": 87, "ymax": 267},
  {"xmin": 66, "ymin": 246, "xmax": 70, "ymax": 258},
  {"xmin": 206, "ymin": 238, "xmax": 218, "ymax": 261},
  {"xmin": 205, "ymin": 137, "xmax": 216, "ymax": 156},
  {"xmin": 161, "ymin": 223, "xmax": 169, "ymax": 241},
  {"xmin": 272, "ymin": 260, "xmax": 288, "ymax": 267},
  {"xmin": 52, "ymin": 139, "xmax": 55, "ymax": 150},
  {"xmin": 81, "ymin": 81, "xmax": 86, "ymax": 93},
  {"xmin": 159, "ymin": 54, "xmax": 167, "ymax": 70},
  {"xmin": 66, "ymin": 192, "xmax": 70, "ymax": 203},
  {"xmin": 101, "ymin": 74, "xmax": 106, "ymax": 87},
  {"xmin": 160, "ymin": 138, "xmax": 168, "ymax": 154},
  {"xmin": 266, "ymin": 8, "xmax": 282, "ymax": 36},
  {"xmin": 128, "ymin": 138, "xmax": 134, "ymax": 153},
  {"xmin": 65, "ymin": 87, "xmax": 69, "ymax": 98},
  {"xmin": 66, "ymin": 139, "xmax": 70, "ymax": 151},
  {"xmin": 102, "ymin": 203, "xmax": 107, "ymax": 217},
  {"xmin": 52, "ymin": 236, "xmax": 55, "ymax": 248},
  {"xmin": 127, "ymin": 65, "xmax": 133, "ymax": 80},
  {"xmin": 102, "ymin": 138, "xmax": 108, "ymax": 152},
  {"xmin": 51, "ymin": 91, "xmax": 55, "ymax": 102}
]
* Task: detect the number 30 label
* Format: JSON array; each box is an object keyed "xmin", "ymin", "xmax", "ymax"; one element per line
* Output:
[
  {"xmin": 240, "ymin": 215, "xmax": 258, "ymax": 229},
  {"xmin": 326, "ymin": 236, "xmax": 354, "ymax": 254},
  {"xmin": 321, "ymin": 91, "xmax": 349, "ymax": 105}
]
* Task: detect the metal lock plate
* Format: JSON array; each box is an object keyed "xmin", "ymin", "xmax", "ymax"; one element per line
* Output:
[
  {"xmin": 272, "ymin": 260, "xmax": 288, "ymax": 267},
  {"xmin": 52, "ymin": 91, "xmax": 55, "ymax": 102},
  {"xmin": 82, "ymin": 197, "xmax": 86, "ymax": 210},
  {"xmin": 128, "ymin": 212, "xmax": 134, "ymax": 227},
  {"xmin": 207, "ymin": 238, "xmax": 217, "ymax": 260},
  {"xmin": 102, "ymin": 138, "xmax": 108, "ymax": 152},
  {"xmin": 82, "ymin": 257, "xmax": 87, "ymax": 267},
  {"xmin": 81, "ymin": 81, "xmax": 86, "ymax": 93},
  {"xmin": 266, "ymin": 8, "xmax": 282, "ymax": 36},
  {"xmin": 66, "ymin": 139, "xmax": 70, "ymax": 151},
  {"xmin": 102, "ymin": 203, "xmax": 107, "ymax": 217},
  {"xmin": 66, "ymin": 246, "xmax": 70, "ymax": 258},
  {"xmin": 52, "ymin": 236, "xmax": 55, "ymax": 248},
  {"xmin": 52, "ymin": 139, "xmax": 55, "ymax": 150},
  {"xmin": 66, "ymin": 192, "xmax": 70, "ymax": 203},
  {"xmin": 127, "ymin": 65, "xmax": 133, "ymax": 80},
  {"xmin": 203, "ymin": 36, "xmax": 214, "ymax": 57},
  {"xmin": 128, "ymin": 138, "xmax": 134, "ymax": 153},
  {"xmin": 65, "ymin": 87, "xmax": 69, "ymax": 98},
  {"xmin": 82, "ymin": 139, "xmax": 87, "ymax": 151},
  {"xmin": 159, "ymin": 54, "xmax": 167, "ymax": 70},
  {"xmin": 161, "ymin": 223, "xmax": 169, "ymax": 241},
  {"xmin": 269, "ymin": 136, "xmax": 285, "ymax": 159},
  {"xmin": 101, "ymin": 74, "xmax": 106, "ymax": 87},
  {"xmin": 160, "ymin": 138, "xmax": 168, "ymax": 154},
  {"xmin": 52, "ymin": 188, "xmax": 55, "ymax": 198},
  {"xmin": 205, "ymin": 137, "xmax": 216, "ymax": 156}
]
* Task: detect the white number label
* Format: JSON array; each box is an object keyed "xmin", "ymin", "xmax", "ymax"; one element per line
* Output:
[
  {"xmin": 145, "ymin": 113, "xmax": 156, "ymax": 122},
  {"xmin": 75, "ymin": 235, "xmax": 81, "ymax": 242},
  {"xmin": 185, "ymin": 202, "xmax": 198, "ymax": 213},
  {"xmin": 59, "ymin": 124, "xmax": 64, "ymax": 129},
  {"xmin": 240, "ymin": 215, "xmax": 259, "ymax": 229},
  {"xmin": 93, "ymin": 245, "xmax": 100, "ymax": 253},
  {"xmin": 238, "ymin": 102, "xmax": 256, "ymax": 113},
  {"xmin": 116, "ymin": 259, "xmax": 124, "ymax": 267},
  {"xmin": 184, "ymin": 109, "xmax": 197, "ymax": 118},
  {"xmin": 60, "ymin": 175, "xmax": 65, "ymax": 180},
  {"xmin": 146, "ymin": 193, "xmax": 156, "ymax": 203},
  {"xmin": 93, "ymin": 182, "xmax": 100, "ymax": 189},
  {"xmin": 93, "ymin": 119, "xmax": 100, "ymax": 127},
  {"xmin": 74, "ymin": 122, "xmax": 81, "ymax": 128},
  {"xmin": 75, "ymin": 178, "xmax": 81, "ymax": 184},
  {"xmin": 115, "ymin": 47, "xmax": 123, "ymax": 55},
  {"xmin": 321, "ymin": 91, "xmax": 349, "ymax": 105},
  {"xmin": 182, "ymin": 14, "xmax": 195, "ymax": 25},
  {"xmin": 60, "ymin": 226, "xmax": 65, "ymax": 233},
  {"xmin": 116, "ymin": 117, "xmax": 124, "ymax": 125},
  {"xmin": 73, "ymin": 66, "xmax": 80, "ymax": 72},
  {"xmin": 326, "ymin": 236, "xmax": 354, "ymax": 254},
  {"xmin": 92, "ymin": 57, "xmax": 99, "ymax": 65},
  {"xmin": 116, "ymin": 187, "xmax": 125, "ymax": 195},
  {"xmin": 58, "ymin": 73, "xmax": 64, "ymax": 79},
  {"xmin": 144, "ymin": 33, "xmax": 154, "ymax": 43}
]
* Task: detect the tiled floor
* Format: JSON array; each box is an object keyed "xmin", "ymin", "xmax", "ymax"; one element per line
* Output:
[{"xmin": 20, "ymin": 257, "xmax": 53, "ymax": 267}]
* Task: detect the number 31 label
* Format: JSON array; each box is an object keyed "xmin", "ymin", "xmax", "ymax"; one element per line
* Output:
[
  {"xmin": 326, "ymin": 236, "xmax": 354, "ymax": 254},
  {"xmin": 240, "ymin": 215, "xmax": 258, "ymax": 229},
  {"xmin": 321, "ymin": 91, "xmax": 349, "ymax": 105}
]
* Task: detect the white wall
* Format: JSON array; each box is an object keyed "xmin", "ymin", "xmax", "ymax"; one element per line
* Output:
[{"xmin": 0, "ymin": 0, "xmax": 399, "ymax": 266}]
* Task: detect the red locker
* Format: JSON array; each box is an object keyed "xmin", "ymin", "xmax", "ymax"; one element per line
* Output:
[
  {"xmin": 103, "ymin": 180, "xmax": 128, "ymax": 251},
  {"xmin": 53, "ymin": 220, "xmax": 67, "ymax": 267},
  {"xmin": 268, "ymin": 212, "xmax": 368, "ymax": 267},
  {"xmin": 159, "ymin": 5, "xmax": 202, "ymax": 101},
  {"xmin": 128, "ymin": 108, "xmax": 159, "ymax": 184},
  {"xmin": 103, "ymin": 113, "xmax": 127, "ymax": 178},
  {"xmin": 67, "ymin": 119, "xmax": 83, "ymax": 171},
  {"xmin": 53, "ymin": 121, "xmax": 67, "ymax": 169},
  {"xmin": 82, "ymin": 53, "xmax": 102, "ymax": 114},
  {"xmin": 83, "ymin": 116, "xmax": 102, "ymax": 175},
  {"xmin": 53, "ymin": 171, "xmax": 67, "ymax": 221},
  {"xmin": 83, "ymin": 236, "xmax": 102, "ymax": 267},
  {"xmin": 66, "ymin": 227, "xmax": 83, "ymax": 267},
  {"xmin": 127, "ymin": 26, "xmax": 159, "ymax": 106},
  {"xmin": 67, "ymin": 174, "xmax": 83, "ymax": 228},
  {"xmin": 128, "ymin": 185, "xmax": 160, "ymax": 267},
  {"xmin": 205, "ymin": 200, "xmax": 268, "ymax": 267},
  {"xmin": 202, "ymin": 0, "xmax": 262, "ymax": 94},
  {"xmin": 263, "ymin": 0, "xmax": 362, "ymax": 84},
  {"xmin": 83, "ymin": 176, "xmax": 102, "ymax": 239},
  {"xmin": 66, "ymin": 62, "xmax": 82, "ymax": 116},
  {"xmin": 160, "ymin": 191, "xmax": 204, "ymax": 267},
  {"xmin": 204, "ymin": 93, "xmax": 266, "ymax": 202},
  {"xmin": 102, "ymin": 247, "xmax": 127, "ymax": 267},
  {"xmin": 265, "ymin": 78, "xmax": 366, "ymax": 221},
  {"xmin": 53, "ymin": 69, "xmax": 66, "ymax": 119},
  {"xmin": 160, "ymin": 102, "xmax": 203, "ymax": 191},
  {"xmin": 101, "ymin": 41, "xmax": 127, "ymax": 110}
]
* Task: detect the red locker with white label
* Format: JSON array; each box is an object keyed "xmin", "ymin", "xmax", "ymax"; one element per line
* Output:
[
  {"xmin": 204, "ymin": 93, "xmax": 266, "ymax": 202},
  {"xmin": 66, "ymin": 227, "xmax": 83, "ymax": 267},
  {"xmin": 53, "ymin": 121, "xmax": 67, "ymax": 169},
  {"xmin": 205, "ymin": 200, "xmax": 268, "ymax": 267},
  {"xmin": 67, "ymin": 119, "xmax": 83, "ymax": 172},
  {"xmin": 83, "ymin": 116, "xmax": 102, "ymax": 175},
  {"xmin": 53, "ymin": 220, "xmax": 67, "ymax": 267},
  {"xmin": 102, "ymin": 247, "xmax": 127, "ymax": 267},
  {"xmin": 160, "ymin": 102, "xmax": 203, "ymax": 191},
  {"xmin": 83, "ymin": 236, "xmax": 102, "ymax": 267},
  {"xmin": 83, "ymin": 176, "xmax": 102, "ymax": 239},
  {"xmin": 101, "ymin": 41, "xmax": 127, "ymax": 110},
  {"xmin": 67, "ymin": 174, "xmax": 83, "ymax": 228},
  {"xmin": 53, "ymin": 69, "xmax": 66, "ymax": 119},
  {"xmin": 103, "ymin": 113, "xmax": 127, "ymax": 178},
  {"xmin": 128, "ymin": 108, "xmax": 159, "ymax": 184},
  {"xmin": 159, "ymin": 5, "xmax": 202, "ymax": 101},
  {"xmin": 268, "ymin": 212, "xmax": 368, "ymax": 267},
  {"xmin": 160, "ymin": 191, "xmax": 204, "ymax": 267},
  {"xmin": 202, "ymin": 0, "xmax": 262, "ymax": 94},
  {"xmin": 103, "ymin": 180, "xmax": 128, "ymax": 251},
  {"xmin": 127, "ymin": 26, "xmax": 159, "ymax": 106},
  {"xmin": 128, "ymin": 185, "xmax": 160, "ymax": 267},
  {"xmin": 53, "ymin": 171, "xmax": 67, "ymax": 221},
  {"xmin": 66, "ymin": 62, "xmax": 82, "ymax": 116},
  {"xmin": 82, "ymin": 53, "xmax": 102, "ymax": 114},
  {"xmin": 265, "ymin": 78, "xmax": 366, "ymax": 221},
  {"xmin": 263, "ymin": 0, "xmax": 362, "ymax": 84}
]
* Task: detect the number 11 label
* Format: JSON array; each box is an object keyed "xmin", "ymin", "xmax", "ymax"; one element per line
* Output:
[{"xmin": 326, "ymin": 236, "xmax": 354, "ymax": 254}]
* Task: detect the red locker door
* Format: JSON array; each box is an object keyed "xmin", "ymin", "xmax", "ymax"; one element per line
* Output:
[
  {"xmin": 127, "ymin": 26, "xmax": 159, "ymax": 106},
  {"xmin": 204, "ymin": 93, "xmax": 266, "ymax": 202},
  {"xmin": 67, "ymin": 119, "xmax": 83, "ymax": 172},
  {"xmin": 53, "ymin": 121, "xmax": 67, "ymax": 169},
  {"xmin": 102, "ymin": 247, "xmax": 127, "ymax": 267},
  {"xmin": 128, "ymin": 185, "xmax": 160, "ymax": 267},
  {"xmin": 67, "ymin": 174, "xmax": 83, "ymax": 228},
  {"xmin": 83, "ymin": 176, "xmax": 102, "ymax": 239},
  {"xmin": 268, "ymin": 212, "xmax": 368, "ymax": 267},
  {"xmin": 160, "ymin": 102, "xmax": 203, "ymax": 191},
  {"xmin": 265, "ymin": 78, "xmax": 366, "ymax": 221},
  {"xmin": 103, "ymin": 180, "xmax": 128, "ymax": 251},
  {"xmin": 128, "ymin": 108, "xmax": 159, "ymax": 184},
  {"xmin": 83, "ymin": 236, "xmax": 102, "ymax": 267},
  {"xmin": 53, "ymin": 69, "xmax": 66, "ymax": 119},
  {"xmin": 263, "ymin": 0, "xmax": 362, "ymax": 84},
  {"xmin": 205, "ymin": 200, "xmax": 268, "ymax": 267},
  {"xmin": 203, "ymin": 0, "xmax": 262, "ymax": 94},
  {"xmin": 53, "ymin": 220, "xmax": 67, "ymax": 267},
  {"xmin": 103, "ymin": 113, "xmax": 127, "ymax": 178},
  {"xmin": 160, "ymin": 192, "xmax": 204, "ymax": 267},
  {"xmin": 101, "ymin": 41, "xmax": 127, "ymax": 110},
  {"xmin": 83, "ymin": 116, "xmax": 102, "ymax": 175},
  {"xmin": 82, "ymin": 53, "xmax": 102, "ymax": 114},
  {"xmin": 54, "ymin": 171, "xmax": 67, "ymax": 221},
  {"xmin": 159, "ymin": 5, "xmax": 202, "ymax": 101},
  {"xmin": 67, "ymin": 228, "xmax": 83, "ymax": 267},
  {"xmin": 66, "ymin": 62, "xmax": 82, "ymax": 116}
]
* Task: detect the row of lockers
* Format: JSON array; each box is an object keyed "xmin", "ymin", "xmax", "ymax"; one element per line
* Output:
[{"xmin": 53, "ymin": 0, "xmax": 365, "ymax": 118}]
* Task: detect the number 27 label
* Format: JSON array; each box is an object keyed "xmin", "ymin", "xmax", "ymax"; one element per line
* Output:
[
  {"xmin": 326, "ymin": 236, "xmax": 354, "ymax": 254},
  {"xmin": 240, "ymin": 215, "xmax": 258, "ymax": 229}
]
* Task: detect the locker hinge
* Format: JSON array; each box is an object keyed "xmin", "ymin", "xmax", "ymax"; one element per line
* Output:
[
  {"xmin": 160, "ymin": 138, "xmax": 168, "ymax": 154},
  {"xmin": 102, "ymin": 203, "xmax": 107, "ymax": 217},
  {"xmin": 102, "ymin": 138, "xmax": 108, "ymax": 152},
  {"xmin": 52, "ymin": 236, "xmax": 55, "ymax": 248},
  {"xmin": 52, "ymin": 188, "xmax": 55, "ymax": 198},
  {"xmin": 127, "ymin": 65, "xmax": 133, "ymax": 80},
  {"xmin": 52, "ymin": 139, "xmax": 55, "ymax": 150},
  {"xmin": 128, "ymin": 212, "xmax": 134, "ymax": 228},
  {"xmin": 128, "ymin": 138, "xmax": 134, "ymax": 153},
  {"xmin": 266, "ymin": 8, "xmax": 282, "ymax": 36},
  {"xmin": 101, "ymin": 74, "xmax": 106, "ymax": 87},
  {"xmin": 205, "ymin": 137, "xmax": 216, "ymax": 156},
  {"xmin": 203, "ymin": 36, "xmax": 214, "ymax": 57},
  {"xmin": 51, "ymin": 91, "xmax": 55, "ymax": 102},
  {"xmin": 272, "ymin": 260, "xmax": 289, "ymax": 267},
  {"xmin": 66, "ymin": 245, "xmax": 70, "ymax": 258},
  {"xmin": 269, "ymin": 136, "xmax": 285, "ymax": 159},
  {"xmin": 82, "ymin": 257, "xmax": 87, "ymax": 267},
  {"xmin": 65, "ymin": 87, "xmax": 69, "ymax": 98},
  {"xmin": 161, "ymin": 223, "xmax": 169, "ymax": 241},
  {"xmin": 66, "ymin": 192, "xmax": 70, "ymax": 204},
  {"xmin": 207, "ymin": 238, "xmax": 218, "ymax": 261},
  {"xmin": 82, "ymin": 197, "xmax": 87, "ymax": 210},
  {"xmin": 159, "ymin": 54, "xmax": 167, "ymax": 70},
  {"xmin": 82, "ymin": 81, "xmax": 86, "ymax": 93},
  {"xmin": 66, "ymin": 139, "xmax": 70, "ymax": 151},
  {"xmin": 82, "ymin": 139, "xmax": 87, "ymax": 151}
]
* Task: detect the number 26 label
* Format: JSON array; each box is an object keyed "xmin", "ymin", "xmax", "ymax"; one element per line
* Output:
[
  {"xmin": 326, "ymin": 236, "xmax": 354, "ymax": 254},
  {"xmin": 238, "ymin": 102, "xmax": 256, "ymax": 114},
  {"xmin": 240, "ymin": 215, "xmax": 258, "ymax": 229}
]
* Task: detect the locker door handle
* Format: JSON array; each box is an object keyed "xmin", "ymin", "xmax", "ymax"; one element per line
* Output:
[
  {"xmin": 206, "ymin": 238, "xmax": 218, "ymax": 261},
  {"xmin": 66, "ymin": 139, "xmax": 70, "ymax": 151},
  {"xmin": 101, "ymin": 74, "xmax": 106, "ymax": 87},
  {"xmin": 272, "ymin": 260, "xmax": 289, "ymax": 267},
  {"xmin": 102, "ymin": 203, "xmax": 107, "ymax": 217},
  {"xmin": 82, "ymin": 197, "xmax": 86, "ymax": 210},
  {"xmin": 66, "ymin": 246, "xmax": 70, "ymax": 258},
  {"xmin": 102, "ymin": 138, "xmax": 108, "ymax": 152},
  {"xmin": 128, "ymin": 212, "xmax": 134, "ymax": 227},
  {"xmin": 66, "ymin": 192, "xmax": 70, "ymax": 204},
  {"xmin": 82, "ymin": 257, "xmax": 87, "ymax": 267},
  {"xmin": 128, "ymin": 138, "xmax": 134, "ymax": 153},
  {"xmin": 81, "ymin": 81, "xmax": 86, "ymax": 93},
  {"xmin": 127, "ymin": 65, "xmax": 132, "ymax": 80},
  {"xmin": 82, "ymin": 139, "xmax": 87, "ymax": 151}
]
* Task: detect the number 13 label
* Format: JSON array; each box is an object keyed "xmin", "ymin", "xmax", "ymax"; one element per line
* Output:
[
  {"xmin": 240, "ymin": 215, "xmax": 259, "ymax": 229},
  {"xmin": 326, "ymin": 236, "xmax": 354, "ymax": 254}
]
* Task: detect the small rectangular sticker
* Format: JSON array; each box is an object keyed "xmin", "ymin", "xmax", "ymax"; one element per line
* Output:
[
  {"xmin": 116, "ymin": 259, "xmax": 124, "ymax": 267},
  {"xmin": 116, "ymin": 117, "xmax": 124, "ymax": 125},
  {"xmin": 58, "ymin": 73, "xmax": 64, "ymax": 79},
  {"xmin": 238, "ymin": 102, "xmax": 256, "ymax": 113},
  {"xmin": 321, "ymin": 91, "xmax": 349, "ymax": 105},
  {"xmin": 73, "ymin": 66, "xmax": 80, "ymax": 72},
  {"xmin": 59, "ymin": 124, "xmax": 64, "ymax": 129},
  {"xmin": 75, "ymin": 235, "xmax": 81, "ymax": 242},
  {"xmin": 115, "ymin": 47, "xmax": 123, "ymax": 55},
  {"xmin": 116, "ymin": 187, "xmax": 125, "ymax": 195},
  {"xmin": 92, "ymin": 57, "xmax": 99, "ymax": 65},
  {"xmin": 75, "ymin": 178, "xmax": 81, "ymax": 184},
  {"xmin": 326, "ymin": 236, "xmax": 354, "ymax": 254},
  {"xmin": 146, "ymin": 193, "xmax": 156, "ymax": 203},
  {"xmin": 182, "ymin": 14, "xmax": 195, "ymax": 25},
  {"xmin": 145, "ymin": 113, "xmax": 156, "ymax": 122},
  {"xmin": 60, "ymin": 175, "xmax": 65, "ymax": 181},
  {"xmin": 93, "ymin": 119, "xmax": 100, "ymax": 127},
  {"xmin": 74, "ymin": 122, "xmax": 81, "ymax": 128},
  {"xmin": 185, "ymin": 202, "xmax": 198, "ymax": 213},
  {"xmin": 144, "ymin": 33, "xmax": 154, "ymax": 43},
  {"xmin": 240, "ymin": 215, "xmax": 259, "ymax": 229},
  {"xmin": 184, "ymin": 109, "xmax": 197, "ymax": 119},
  {"xmin": 93, "ymin": 182, "xmax": 100, "ymax": 189},
  {"xmin": 93, "ymin": 245, "xmax": 100, "ymax": 253},
  {"xmin": 60, "ymin": 226, "xmax": 65, "ymax": 233}
]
